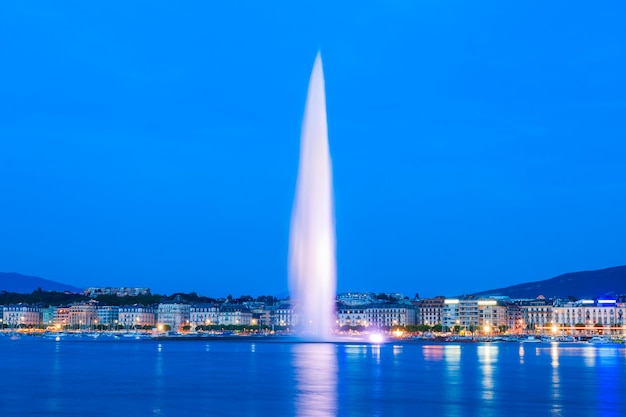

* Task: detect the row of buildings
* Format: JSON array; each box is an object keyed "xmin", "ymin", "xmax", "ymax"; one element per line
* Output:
[
  {"xmin": 0, "ymin": 300, "xmax": 282, "ymax": 331},
  {"xmin": 2, "ymin": 292, "xmax": 626, "ymax": 334},
  {"xmin": 337, "ymin": 293, "xmax": 626, "ymax": 334}
]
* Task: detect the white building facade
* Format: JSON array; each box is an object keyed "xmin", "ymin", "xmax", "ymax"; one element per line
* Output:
[
  {"xmin": 338, "ymin": 303, "xmax": 416, "ymax": 328},
  {"xmin": 190, "ymin": 304, "xmax": 219, "ymax": 328},
  {"xmin": 157, "ymin": 302, "xmax": 191, "ymax": 330},
  {"xmin": 68, "ymin": 302, "xmax": 98, "ymax": 329},
  {"xmin": 518, "ymin": 299, "xmax": 554, "ymax": 330},
  {"xmin": 218, "ymin": 304, "xmax": 252, "ymax": 326},
  {"xmin": 552, "ymin": 299, "xmax": 625, "ymax": 333},
  {"xmin": 3, "ymin": 304, "xmax": 41, "ymax": 327},
  {"xmin": 119, "ymin": 305, "xmax": 156, "ymax": 328},
  {"xmin": 478, "ymin": 300, "xmax": 508, "ymax": 331}
]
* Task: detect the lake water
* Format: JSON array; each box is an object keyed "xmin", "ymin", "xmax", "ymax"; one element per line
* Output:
[{"xmin": 1, "ymin": 336, "xmax": 625, "ymax": 416}]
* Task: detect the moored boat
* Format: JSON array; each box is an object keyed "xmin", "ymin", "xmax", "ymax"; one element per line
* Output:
[
  {"xmin": 520, "ymin": 336, "xmax": 542, "ymax": 343},
  {"xmin": 587, "ymin": 336, "xmax": 611, "ymax": 344}
]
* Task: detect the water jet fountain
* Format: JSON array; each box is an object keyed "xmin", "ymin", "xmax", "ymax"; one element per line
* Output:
[{"xmin": 288, "ymin": 52, "xmax": 336, "ymax": 341}]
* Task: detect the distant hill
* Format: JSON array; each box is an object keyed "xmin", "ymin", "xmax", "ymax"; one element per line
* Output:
[
  {"xmin": 473, "ymin": 265, "xmax": 626, "ymax": 299},
  {"xmin": 0, "ymin": 272, "xmax": 83, "ymax": 294}
]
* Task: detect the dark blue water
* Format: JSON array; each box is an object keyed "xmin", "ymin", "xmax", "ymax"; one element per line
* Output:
[{"xmin": 1, "ymin": 337, "xmax": 625, "ymax": 416}]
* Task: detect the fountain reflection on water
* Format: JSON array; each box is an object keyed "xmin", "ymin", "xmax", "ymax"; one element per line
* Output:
[
  {"xmin": 289, "ymin": 52, "xmax": 336, "ymax": 340},
  {"xmin": 293, "ymin": 343, "xmax": 338, "ymax": 417}
]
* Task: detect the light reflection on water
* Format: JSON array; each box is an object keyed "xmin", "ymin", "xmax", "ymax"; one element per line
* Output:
[
  {"xmin": 293, "ymin": 343, "xmax": 337, "ymax": 417},
  {"xmin": 392, "ymin": 345, "xmax": 402, "ymax": 357},
  {"xmin": 443, "ymin": 345, "xmax": 462, "ymax": 417},
  {"xmin": 444, "ymin": 344, "xmax": 461, "ymax": 367},
  {"xmin": 551, "ymin": 345, "xmax": 562, "ymax": 417},
  {"xmin": 1, "ymin": 338, "xmax": 625, "ymax": 417},
  {"xmin": 422, "ymin": 344, "xmax": 444, "ymax": 361},
  {"xmin": 152, "ymin": 343, "xmax": 165, "ymax": 416},
  {"xmin": 371, "ymin": 344, "xmax": 381, "ymax": 364},
  {"xmin": 551, "ymin": 343, "xmax": 560, "ymax": 367},
  {"xmin": 46, "ymin": 341, "xmax": 62, "ymax": 413},
  {"xmin": 477, "ymin": 344, "xmax": 497, "ymax": 404},
  {"xmin": 583, "ymin": 346, "xmax": 597, "ymax": 367}
]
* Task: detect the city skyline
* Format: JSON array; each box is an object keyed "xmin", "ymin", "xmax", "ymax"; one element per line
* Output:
[{"xmin": 1, "ymin": 2, "xmax": 625, "ymax": 298}]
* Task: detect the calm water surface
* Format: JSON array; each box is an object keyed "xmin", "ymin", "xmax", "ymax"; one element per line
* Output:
[{"xmin": 1, "ymin": 337, "xmax": 625, "ymax": 416}]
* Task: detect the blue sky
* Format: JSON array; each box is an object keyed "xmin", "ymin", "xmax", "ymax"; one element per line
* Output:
[{"xmin": 1, "ymin": 1, "xmax": 625, "ymax": 297}]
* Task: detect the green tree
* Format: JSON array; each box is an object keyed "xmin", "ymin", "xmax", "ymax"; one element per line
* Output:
[{"xmin": 417, "ymin": 324, "xmax": 431, "ymax": 332}]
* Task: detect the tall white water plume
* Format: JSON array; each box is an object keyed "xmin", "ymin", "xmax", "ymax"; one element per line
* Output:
[{"xmin": 289, "ymin": 52, "xmax": 336, "ymax": 340}]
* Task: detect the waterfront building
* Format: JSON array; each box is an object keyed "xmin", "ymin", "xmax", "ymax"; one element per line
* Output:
[
  {"xmin": 157, "ymin": 301, "xmax": 191, "ymax": 330},
  {"xmin": 478, "ymin": 299, "xmax": 508, "ymax": 332},
  {"xmin": 418, "ymin": 296, "xmax": 445, "ymax": 326},
  {"xmin": 617, "ymin": 296, "xmax": 626, "ymax": 328},
  {"xmin": 517, "ymin": 298, "xmax": 553, "ymax": 331},
  {"xmin": 458, "ymin": 298, "xmax": 480, "ymax": 330},
  {"xmin": 364, "ymin": 303, "xmax": 417, "ymax": 329},
  {"xmin": 552, "ymin": 299, "xmax": 590, "ymax": 327},
  {"xmin": 119, "ymin": 304, "xmax": 156, "ymax": 329},
  {"xmin": 442, "ymin": 299, "xmax": 460, "ymax": 330},
  {"xmin": 551, "ymin": 298, "xmax": 624, "ymax": 334},
  {"xmin": 253, "ymin": 305, "xmax": 272, "ymax": 327},
  {"xmin": 218, "ymin": 304, "xmax": 252, "ymax": 326},
  {"xmin": 42, "ymin": 306, "xmax": 57, "ymax": 328},
  {"xmin": 443, "ymin": 297, "xmax": 508, "ymax": 332},
  {"xmin": 97, "ymin": 305, "xmax": 120, "ymax": 328},
  {"xmin": 3, "ymin": 304, "xmax": 41, "ymax": 327},
  {"xmin": 55, "ymin": 306, "xmax": 70, "ymax": 328},
  {"xmin": 505, "ymin": 303, "xmax": 523, "ymax": 334},
  {"xmin": 68, "ymin": 301, "xmax": 98, "ymax": 329},
  {"xmin": 337, "ymin": 305, "xmax": 367, "ymax": 327},
  {"xmin": 190, "ymin": 304, "xmax": 219, "ymax": 328},
  {"xmin": 268, "ymin": 303, "xmax": 297, "ymax": 327},
  {"xmin": 242, "ymin": 301, "xmax": 268, "ymax": 325}
]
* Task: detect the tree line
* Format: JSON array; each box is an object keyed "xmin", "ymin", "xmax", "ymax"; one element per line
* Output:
[{"xmin": 0, "ymin": 289, "xmax": 283, "ymax": 307}]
